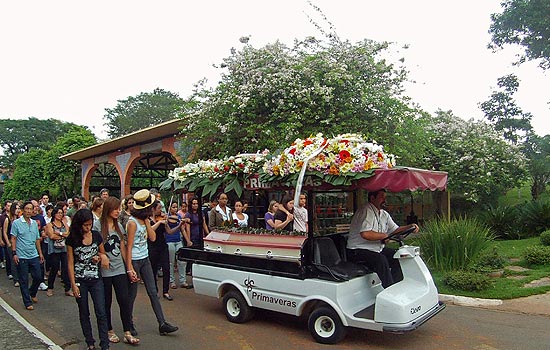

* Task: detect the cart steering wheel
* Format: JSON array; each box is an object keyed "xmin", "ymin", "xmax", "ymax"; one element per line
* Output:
[{"xmin": 385, "ymin": 225, "xmax": 417, "ymax": 246}]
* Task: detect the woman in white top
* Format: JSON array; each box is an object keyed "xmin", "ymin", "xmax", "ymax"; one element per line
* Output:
[
  {"xmin": 125, "ymin": 189, "xmax": 178, "ymax": 337},
  {"xmin": 91, "ymin": 198, "xmax": 104, "ymax": 226},
  {"xmin": 232, "ymin": 200, "xmax": 248, "ymax": 228}
]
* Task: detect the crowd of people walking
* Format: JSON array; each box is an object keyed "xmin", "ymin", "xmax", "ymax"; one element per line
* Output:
[{"xmin": 0, "ymin": 188, "xmax": 308, "ymax": 350}]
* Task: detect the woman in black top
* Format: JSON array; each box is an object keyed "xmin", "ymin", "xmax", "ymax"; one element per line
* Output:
[
  {"xmin": 66, "ymin": 209, "xmax": 110, "ymax": 350},
  {"xmin": 274, "ymin": 195, "xmax": 294, "ymax": 231}
]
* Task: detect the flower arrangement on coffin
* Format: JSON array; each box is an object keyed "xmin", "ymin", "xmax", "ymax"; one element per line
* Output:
[
  {"xmin": 160, "ymin": 152, "xmax": 268, "ymax": 199},
  {"xmin": 261, "ymin": 133, "xmax": 395, "ymax": 186},
  {"xmin": 159, "ymin": 133, "xmax": 395, "ymax": 195}
]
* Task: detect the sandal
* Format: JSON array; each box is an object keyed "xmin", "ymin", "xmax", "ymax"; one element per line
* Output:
[
  {"xmin": 46, "ymin": 289, "xmax": 54, "ymax": 297},
  {"xmin": 123, "ymin": 332, "xmax": 140, "ymax": 345},
  {"xmin": 87, "ymin": 345, "xmax": 96, "ymax": 350},
  {"xmin": 108, "ymin": 330, "xmax": 120, "ymax": 343}
]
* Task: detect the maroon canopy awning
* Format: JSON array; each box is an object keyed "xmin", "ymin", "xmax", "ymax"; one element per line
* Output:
[
  {"xmin": 355, "ymin": 167, "xmax": 448, "ymax": 192},
  {"xmin": 244, "ymin": 167, "xmax": 447, "ymax": 192}
]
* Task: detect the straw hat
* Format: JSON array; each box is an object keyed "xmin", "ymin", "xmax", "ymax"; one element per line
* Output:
[{"xmin": 132, "ymin": 189, "xmax": 155, "ymax": 210}]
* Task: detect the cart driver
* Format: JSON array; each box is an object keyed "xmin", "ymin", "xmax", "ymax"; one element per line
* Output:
[{"xmin": 346, "ymin": 189, "xmax": 419, "ymax": 288}]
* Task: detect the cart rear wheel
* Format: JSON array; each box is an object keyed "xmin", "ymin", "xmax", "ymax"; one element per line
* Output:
[
  {"xmin": 308, "ymin": 306, "xmax": 346, "ymax": 344},
  {"xmin": 222, "ymin": 290, "xmax": 254, "ymax": 323}
]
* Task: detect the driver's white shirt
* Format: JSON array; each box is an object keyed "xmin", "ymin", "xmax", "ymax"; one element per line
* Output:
[{"xmin": 347, "ymin": 203, "xmax": 399, "ymax": 253}]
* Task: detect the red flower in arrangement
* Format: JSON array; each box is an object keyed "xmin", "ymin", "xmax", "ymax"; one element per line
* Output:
[
  {"xmin": 303, "ymin": 139, "xmax": 314, "ymax": 147},
  {"xmin": 224, "ymin": 165, "xmax": 230, "ymax": 171},
  {"xmin": 214, "ymin": 166, "xmax": 219, "ymax": 172},
  {"xmin": 339, "ymin": 150, "xmax": 352, "ymax": 163},
  {"xmin": 321, "ymin": 138, "xmax": 328, "ymax": 147},
  {"xmin": 289, "ymin": 148, "xmax": 297, "ymax": 155},
  {"xmin": 238, "ymin": 163, "xmax": 245, "ymax": 169},
  {"xmin": 340, "ymin": 139, "xmax": 350, "ymax": 145},
  {"xmin": 377, "ymin": 152, "xmax": 384, "ymax": 161}
]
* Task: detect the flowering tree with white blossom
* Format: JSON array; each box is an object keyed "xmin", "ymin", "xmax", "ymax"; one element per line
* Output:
[
  {"xmin": 180, "ymin": 37, "xmax": 431, "ymax": 167},
  {"xmin": 426, "ymin": 110, "xmax": 527, "ymax": 204}
]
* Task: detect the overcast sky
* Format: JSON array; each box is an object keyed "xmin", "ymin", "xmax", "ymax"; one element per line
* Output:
[{"xmin": 1, "ymin": 0, "xmax": 548, "ymax": 141}]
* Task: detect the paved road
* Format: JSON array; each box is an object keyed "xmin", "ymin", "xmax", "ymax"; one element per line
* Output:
[{"xmin": 1, "ymin": 277, "xmax": 550, "ymax": 350}]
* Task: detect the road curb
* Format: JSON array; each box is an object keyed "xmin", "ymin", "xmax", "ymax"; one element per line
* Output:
[
  {"xmin": 0, "ymin": 296, "xmax": 63, "ymax": 350},
  {"xmin": 439, "ymin": 293, "xmax": 503, "ymax": 307}
]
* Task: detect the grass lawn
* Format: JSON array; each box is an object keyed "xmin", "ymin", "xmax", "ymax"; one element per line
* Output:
[
  {"xmin": 498, "ymin": 183, "xmax": 550, "ymax": 207},
  {"xmin": 432, "ymin": 237, "xmax": 550, "ymax": 299}
]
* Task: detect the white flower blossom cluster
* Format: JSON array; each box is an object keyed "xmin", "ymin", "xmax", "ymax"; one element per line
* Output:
[
  {"xmin": 169, "ymin": 152, "xmax": 268, "ymax": 182},
  {"xmin": 427, "ymin": 112, "xmax": 527, "ymax": 203}
]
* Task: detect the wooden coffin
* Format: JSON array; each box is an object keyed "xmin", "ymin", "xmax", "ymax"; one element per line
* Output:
[{"xmin": 203, "ymin": 231, "xmax": 307, "ymax": 263}]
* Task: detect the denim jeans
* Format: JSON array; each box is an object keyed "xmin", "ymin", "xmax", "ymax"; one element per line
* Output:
[
  {"xmin": 41, "ymin": 241, "xmax": 49, "ymax": 279},
  {"xmin": 149, "ymin": 246, "xmax": 170, "ymax": 294},
  {"xmin": 5, "ymin": 248, "xmax": 19, "ymax": 282},
  {"xmin": 47, "ymin": 252, "xmax": 70, "ymax": 292},
  {"xmin": 15, "ymin": 257, "xmax": 42, "ymax": 307},
  {"xmin": 76, "ymin": 278, "xmax": 109, "ymax": 350},
  {"xmin": 129, "ymin": 257, "xmax": 166, "ymax": 325},
  {"xmin": 167, "ymin": 241, "xmax": 187, "ymax": 286},
  {"xmin": 103, "ymin": 273, "xmax": 132, "ymax": 332}
]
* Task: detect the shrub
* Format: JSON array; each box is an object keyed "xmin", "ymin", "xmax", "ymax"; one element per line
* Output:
[
  {"xmin": 523, "ymin": 245, "xmax": 550, "ymax": 265},
  {"xmin": 541, "ymin": 230, "xmax": 550, "ymax": 246},
  {"xmin": 518, "ymin": 200, "xmax": 550, "ymax": 237},
  {"xmin": 417, "ymin": 217, "xmax": 493, "ymax": 272},
  {"xmin": 443, "ymin": 271, "xmax": 492, "ymax": 291},
  {"xmin": 470, "ymin": 247, "xmax": 506, "ymax": 272},
  {"xmin": 481, "ymin": 205, "xmax": 521, "ymax": 240}
]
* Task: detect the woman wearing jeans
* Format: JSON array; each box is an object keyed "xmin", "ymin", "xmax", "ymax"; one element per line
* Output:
[
  {"xmin": 165, "ymin": 202, "xmax": 191, "ymax": 289},
  {"xmin": 44, "ymin": 206, "xmax": 72, "ymax": 297},
  {"xmin": 95, "ymin": 197, "xmax": 139, "ymax": 345},
  {"xmin": 126, "ymin": 189, "xmax": 178, "ymax": 336},
  {"xmin": 67, "ymin": 209, "xmax": 110, "ymax": 350}
]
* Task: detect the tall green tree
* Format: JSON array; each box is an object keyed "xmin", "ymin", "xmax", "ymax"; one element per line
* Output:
[
  {"xmin": 1, "ymin": 126, "xmax": 96, "ymax": 202},
  {"xmin": 489, "ymin": 0, "xmax": 550, "ymax": 70},
  {"xmin": 104, "ymin": 88, "xmax": 191, "ymax": 138},
  {"xmin": 479, "ymin": 74, "xmax": 533, "ymax": 144},
  {"xmin": 425, "ymin": 110, "xmax": 527, "ymax": 204},
  {"xmin": 42, "ymin": 127, "xmax": 97, "ymax": 199},
  {"xmin": 525, "ymin": 134, "xmax": 550, "ymax": 200},
  {"xmin": 2, "ymin": 149, "xmax": 47, "ymax": 201},
  {"xmin": 479, "ymin": 74, "xmax": 550, "ymax": 200},
  {"xmin": 0, "ymin": 117, "xmax": 81, "ymax": 168},
  {"xmin": 182, "ymin": 38, "xmax": 431, "ymax": 167}
]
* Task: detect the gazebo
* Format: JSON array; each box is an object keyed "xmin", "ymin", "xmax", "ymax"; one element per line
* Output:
[{"xmin": 60, "ymin": 119, "xmax": 184, "ymax": 199}]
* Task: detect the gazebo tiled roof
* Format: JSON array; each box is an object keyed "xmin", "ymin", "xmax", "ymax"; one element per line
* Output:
[{"xmin": 60, "ymin": 119, "xmax": 183, "ymax": 161}]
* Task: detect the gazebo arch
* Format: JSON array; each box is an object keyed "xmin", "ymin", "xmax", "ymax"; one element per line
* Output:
[{"xmin": 61, "ymin": 119, "xmax": 184, "ymax": 199}]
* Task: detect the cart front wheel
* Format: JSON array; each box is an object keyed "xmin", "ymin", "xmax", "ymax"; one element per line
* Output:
[
  {"xmin": 308, "ymin": 306, "xmax": 346, "ymax": 344},
  {"xmin": 222, "ymin": 290, "xmax": 254, "ymax": 323}
]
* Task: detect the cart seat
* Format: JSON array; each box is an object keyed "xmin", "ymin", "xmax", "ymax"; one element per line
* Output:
[{"xmin": 313, "ymin": 237, "xmax": 368, "ymax": 281}]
